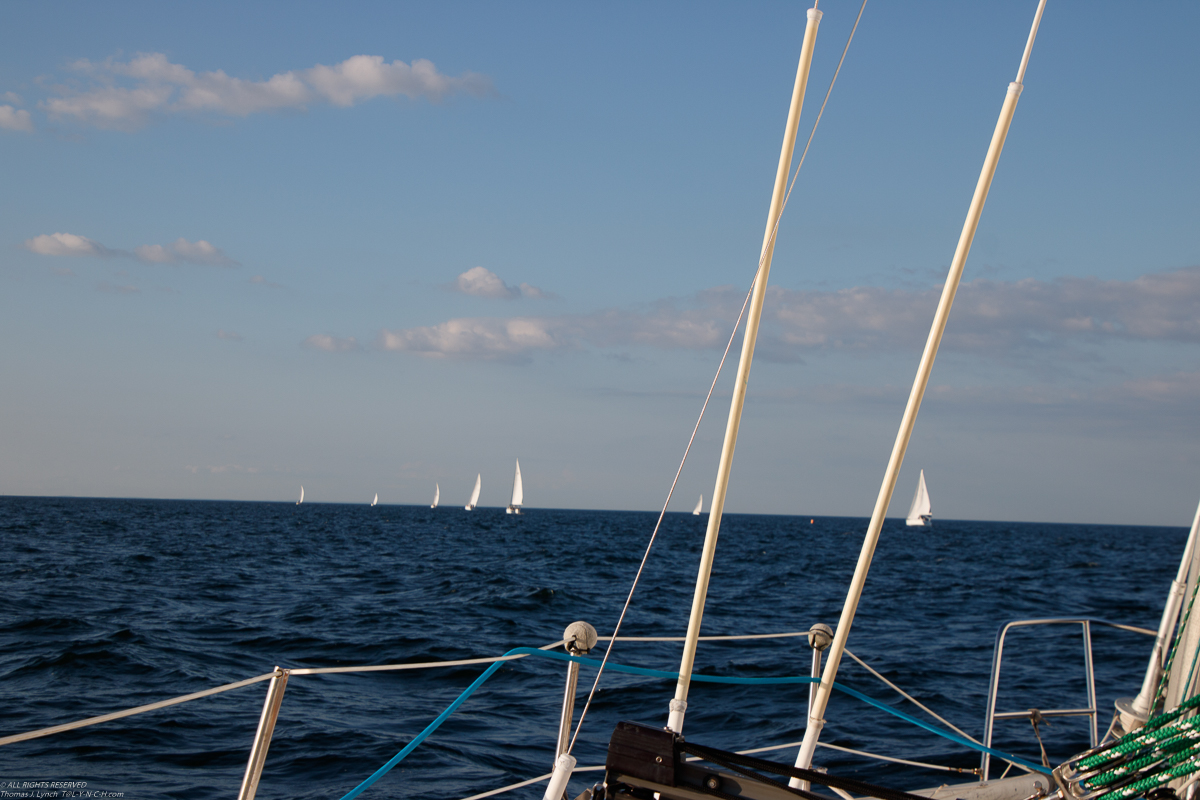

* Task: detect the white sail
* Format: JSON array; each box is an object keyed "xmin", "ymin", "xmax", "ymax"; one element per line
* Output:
[
  {"xmin": 905, "ymin": 470, "xmax": 932, "ymax": 527},
  {"xmin": 465, "ymin": 474, "xmax": 481, "ymax": 511},
  {"xmin": 692, "ymin": 495, "xmax": 703, "ymax": 516},
  {"xmin": 506, "ymin": 460, "xmax": 523, "ymax": 514},
  {"xmin": 297, "ymin": 486, "xmax": 304, "ymax": 505},
  {"xmin": 371, "ymin": 493, "xmax": 377, "ymax": 507},
  {"xmin": 431, "ymin": 483, "xmax": 440, "ymax": 509}
]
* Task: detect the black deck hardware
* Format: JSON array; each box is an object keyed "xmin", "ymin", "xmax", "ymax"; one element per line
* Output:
[
  {"xmin": 606, "ymin": 721, "xmax": 679, "ymax": 788},
  {"xmin": 603, "ymin": 722, "xmax": 933, "ymax": 800}
]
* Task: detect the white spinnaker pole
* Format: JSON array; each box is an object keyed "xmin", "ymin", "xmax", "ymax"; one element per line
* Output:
[
  {"xmin": 790, "ymin": 0, "xmax": 1048, "ymax": 781},
  {"xmin": 667, "ymin": 5, "xmax": 824, "ymax": 735}
]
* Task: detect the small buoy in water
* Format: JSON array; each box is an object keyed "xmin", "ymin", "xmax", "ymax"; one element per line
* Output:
[{"xmin": 810, "ymin": 519, "xmax": 814, "ymax": 524}]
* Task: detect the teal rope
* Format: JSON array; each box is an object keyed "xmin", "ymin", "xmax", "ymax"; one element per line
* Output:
[{"xmin": 335, "ymin": 647, "xmax": 1048, "ymax": 800}]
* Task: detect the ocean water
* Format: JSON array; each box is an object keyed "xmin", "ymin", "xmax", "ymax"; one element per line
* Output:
[{"xmin": 0, "ymin": 497, "xmax": 1186, "ymax": 800}]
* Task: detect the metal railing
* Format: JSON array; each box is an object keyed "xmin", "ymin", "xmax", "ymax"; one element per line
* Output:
[
  {"xmin": 980, "ymin": 618, "xmax": 1156, "ymax": 780},
  {"xmin": 3, "ymin": 622, "xmax": 1152, "ymax": 797},
  {"xmin": 0, "ymin": 631, "xmax": 814, "ymax": 800}
]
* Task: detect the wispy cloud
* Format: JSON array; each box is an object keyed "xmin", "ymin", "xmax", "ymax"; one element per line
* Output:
[
  {"xmin": 452, "ymin": 266, "xmax": 550, "ymax": 300},
  {"xmin": 303, "ymin": 334, "xmax": 360, "ymax": 352},
  {"xmin": 249, "ymin": 275, "xmax": 285, "ymax": 289},
  {"xmin": 133, "ymin": 238, "xmax": 237, "ymax": 266},
  {"xmin": 742, "ymin": 369, "xmax": 1200, "ymax": 418},
  {"xmin": 27, "ymin": 52, "xmax": 494, "ymax": 131},
  {"xmin": 25, "ymin": 232, "xmax": 236, "ymax": 266},
  {"xmin": 217, "ymin": 329, "xmax": 243, "ymax": 342},
  {"xmin": 759, "ymin": 267, "xmax": 1200, "ymax": 356},
  {"xmin": 376, "ymin": 266, "xmax": 1200, "ymax": 361}
]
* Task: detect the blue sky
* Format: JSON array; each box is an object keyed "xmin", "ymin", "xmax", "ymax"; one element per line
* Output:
[{"xmin": 1, "ymin": 1, "xmax": 1197, "ymax": 525}]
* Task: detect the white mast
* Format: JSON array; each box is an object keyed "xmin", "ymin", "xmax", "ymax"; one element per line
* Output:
[
  {"xmin": 791, "ymin": 0, "xmax": 1048, "ymax": 780},
  {"xmin": 667, "ymin": 4, "xmax": 824, "ymax": 735}
]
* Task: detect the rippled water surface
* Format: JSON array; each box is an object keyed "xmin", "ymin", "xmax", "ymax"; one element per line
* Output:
[{"xmin": 0, "ymin": 498, "xmax": 1186, "ymax": 799}]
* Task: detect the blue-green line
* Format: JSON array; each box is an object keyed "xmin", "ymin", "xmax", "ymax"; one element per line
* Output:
[{"xmin": 337, "ymin": 647, "xmax": 1048, "ymax": 800}]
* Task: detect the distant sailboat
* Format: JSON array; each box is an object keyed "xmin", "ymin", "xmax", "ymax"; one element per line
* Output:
[
  {"xmin": 905, "ymin": 469, "xmax": 932, "ymax": 527},
  {"xmin": 431, "ymin": 484, "xmax": 440, "ymax": 509},
  {"xmin": 506, "ymin": 460, "xmax": 524, "ymax": 515},
  {"xmin": 464, "ymin": 474, "xmax": 481, "ymax": 511},
  {"xmin": 297, "ymin": 486, "xmax": 304, "ymax": 505},
  {"xmin": 371, "ymin": 493, "xmax": 378, "ymax": 507},
  {"xmin": 692, "ymin": 495, "xmax": 703, "ymax": 516}
]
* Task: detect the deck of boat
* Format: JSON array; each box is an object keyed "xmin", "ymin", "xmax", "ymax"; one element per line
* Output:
[{"xmin": 914, "ymin": 772, "xmax": 1048, "ymax": 800}]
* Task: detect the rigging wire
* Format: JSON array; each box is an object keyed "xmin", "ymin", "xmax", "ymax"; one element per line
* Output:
[
  {"xmin": 566, "ymin": 0, "xmax": 869, "ymax": 756},
  {"xmin": 565, "ymin": 270, "xmax": 756, "ymax": 754}
]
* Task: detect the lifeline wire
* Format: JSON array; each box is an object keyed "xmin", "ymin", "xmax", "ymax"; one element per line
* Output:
[{"xmin": 566, "ymin": 0, "xmax": 869, "ymax": 756}]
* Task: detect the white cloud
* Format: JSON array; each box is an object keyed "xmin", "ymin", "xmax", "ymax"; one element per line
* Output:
[
  {"xmin": 378, "ymin": 266, "xmax": 1200, "ymax": 361},
  {"xmin": 0, "ymin": 104, "xmax": 33, "ymax": 132},
  {"xmin": 304, "ymin": 334, "xmax": 360, "ymax": 352},
  {"xmin": 2, "ymin": 92, "xmax": 21, "ymax": 104},
  {"xmin": 304, "ymin": 55, "xmax": 492, "ymax": 106},
  {"xmin": 25, "ymin": 232, "xmax": 118, "ymax": 257},
  {"xmin": 378, "ymin": 317, "xmax": 570, "ymax": 360},
  {"xmin": 453, "ymin": 266, "xmax": 550, "ymax": 299},
  {"xmin": 134, "ymin": 238, "xmax": 237, "ymax": 266},
  {"xmin": 42, "ymin": 84, "xmax": 174, "ymax": 131},
  {"xmin": 36, "ymin": 52, "xmax": 494, "ymax": 130},
  {"xmin": 178, "ymin": 70, "xmax": 310, "ymax": 116}
]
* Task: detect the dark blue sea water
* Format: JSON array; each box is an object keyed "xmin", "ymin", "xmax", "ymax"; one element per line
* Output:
[{"xmin": 0, "ymin": 498, "xmax": 1187, "ymax": 800}]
